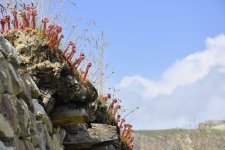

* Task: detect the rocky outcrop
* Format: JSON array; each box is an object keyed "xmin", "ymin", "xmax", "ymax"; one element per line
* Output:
[
  {"xmin": 64, "ymin": 123, "xmax": 119, "ymax": 150},
  {"xmin": 0, "ymin": 31, "xmax": 123, "ymax": 150},
  {"xmin": 4, "ymin": 30, "xmax": 97, "ymax": 106},
  {"xmin": 0, "ymin": 33, "xmax": 65, "ymax": 149}
]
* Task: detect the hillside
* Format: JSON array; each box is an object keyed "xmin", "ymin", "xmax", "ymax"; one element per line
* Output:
[{"xmin": 134, "ymin": 121, "xmax": 225, "ymax": 150}]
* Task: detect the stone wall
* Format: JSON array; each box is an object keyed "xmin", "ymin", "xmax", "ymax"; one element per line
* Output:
[
  {"xmin": 0, "ymin": 31, "xmax": 121, "ymax": 150},
  {"xmin": 0, "ymin": 33, "xmax": 66, "ymax": 149}
]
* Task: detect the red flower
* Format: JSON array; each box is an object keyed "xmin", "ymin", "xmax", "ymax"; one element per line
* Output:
[
  {"xmin": 5, "ymin": 15, "xmax": 11, "ymax": 31},
  {"xmin": 82, "ymin": 63, "xmax": 92, "ymax": 81},
  {"xmin": 11, "ymin": 8, "xmax": 19, "ymax": 29},
  {"xmin": 42, "ymin": 17, "xmax": 50, "ymax": 36},
  {"xmin": 0, "ymin": 19, "xmax": 5, "ymax": 33}
]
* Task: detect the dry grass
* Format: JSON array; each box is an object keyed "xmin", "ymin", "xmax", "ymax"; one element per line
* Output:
[{"xmin": 134, "ymin": 128, "xmax": 225, "ymax": 150}]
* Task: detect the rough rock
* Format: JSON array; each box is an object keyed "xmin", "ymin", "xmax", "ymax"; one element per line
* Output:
[
  {"xmin": 0, "ymin": 113, "xmax": 14, "ymax": 140},
  {"xmin": 88, "ymin": 103, "xmax": 109, "ymax": 124},
  {"xmin": 0, "ymin": 141, "xmax": 14, "ymax": 150},
  {"xmin": 0, "ymin": 57, "xmax": 20, "ymax": 95},
  {"xmin": 16, "ymin": 98, "xmax": 31, "ymax": 138},
  {"xmin": 52, "ymin": 127, "xmax": 66, "ymax": 150},
  {"xmin": 0, "ymin": 33, "xmax": 66, "ymax": 150},
  {"xmin": 5, "ymin": 30, "xmax": 98, "ymax": 104},
  {"xmin": 1, "ymin": 94, "xmax": 20, "ymax": 134},
  {"xmin": 0, "ymin": 34, "xmax": 20, "ymax": 66},
  {"xmin": 22, "ymin": 73, "xmax": 41, "ymax": 99},
  {"xmin": 33, "ymin": 99, "xmax": 53, "ymax": 134},
  {"xmin": 63, "ymin": 123, "xmax": 119, "ymax": 150},
  {"xmin": 0, "ymin": 47, "xmax": 33, "ymax": 111},
  {"xmin": 50, "ymin": 105, "xmax": 88, "ymax": 126},
  {"xmin": 40, "ymin": 88, "xmax": 55, "ymax": 114},
  {"xmin": 0, "ymin": 30, "xmax": 124, "ymax": 150}
]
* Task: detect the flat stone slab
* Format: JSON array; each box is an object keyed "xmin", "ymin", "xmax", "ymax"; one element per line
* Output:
[
  {"xmin": 63, "ymin": 123, "xmax": 118, "ymax": 150},
  {"xmin": 50, "ymin": 106, "xmax": 88, "ymax": 126}
]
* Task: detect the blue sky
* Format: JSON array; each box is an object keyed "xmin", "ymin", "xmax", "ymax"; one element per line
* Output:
[
  {"xmin": 62, "ymin": 0, "xmax": 225, "ymax": 129},
  {"xmin": 66, "ymin": 0, "xmax": 225, "ymax": 79}
]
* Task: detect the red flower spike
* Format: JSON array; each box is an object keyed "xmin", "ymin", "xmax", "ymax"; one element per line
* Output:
[
  {"xmin": 122, "ymin": 124, "xmax": 132, "ymax": 139},
  {"xmin": 19, "ymin": 23, "xmax": 23, "ymax": 30},
  {"xmin": 46, "ymin": 25, "xmax": 54, "ymax": 39},
  {"xmin": 30, "ymin": 8, "xmax": 37, "ymax": 30},
  {"xmin": 112, "ymin": 105, "xmax": 121, "ymax": 118},
  {"xmin": 42, "ymin": 17, "xmax": 49, "ymax": 36},
  {"xmin": 124, "ymin": 129, "xmax": 133, "ymax": 141},
  {"xmin": 72, "ymin": 53, "xmax": 85, "ymax": 68},
  {"xmin": 72, "ymin": 59, "xmax": 79, "ymax": 67},
  {"xmin": 26, "ymin": 6, "xmax": 32, "ymax": 21},
  {"xmin": 58, "ymin": 34, "xmax": 64, "ymax": 45},
  {"xmin": 102, "ymin": 93, "xmax": 111, "ymax": 105},
  {"xmin": 62, "ymin": 41, "xmax": 73, "ymax": 57},
  {"xmin": 59, "ymin": 34, "xmax": 64, "ymax": 42},
  {"xmin": 0, "ymin": 19, "xmax": 5, "ymax": 33},
  {"xmin": 56, "ymin": 25, "xmax": 62, "ymax": 33},
  {"xmin": 54, "ymin": 34, "xmax": 64, "ymax": 49},
  {"xmin": 75, "ymin": 55, "xmax": 85, "ymax": 68},
  {"xmin": 108, "ymin": 98, "xmax": 117, "ymax": 113},
  {"xmin": 119, "ymin": 118, "xmax": 125, "ymax": 129},
  {"xmin": 67, "ymin": 44, "xmax": 76, "ymax": 62},
  {"xmin": 5, "ymin": 16, "xmax": 11, "ymax": 31},
  {"xmin": 127, "ymin": 137, "xmax": 134, "ymax": 144},
  {"xmin": 11, "ymin": 8, "xmax": 19, "ymax": 29},
  {"xmin": 82, "ymin": 63, "xmax": 92, "ymax": 81},
  {"xmin": 49, "ymin": 26, "xmax": 62, "ymax": 47},
  {"xmin": 48, "ymin": 35, "xmax": 58, "ymax": 48},
  {"xmin": 115, "ymin": 114, "xmax": 121, "ymax": 123},
  {"xmin": 121, "ymin": 124, "xmax": 128, "ymax": 137},
  {"xmin": 19, "ymin": 10, "xmax": 29, "ymax": 29}
]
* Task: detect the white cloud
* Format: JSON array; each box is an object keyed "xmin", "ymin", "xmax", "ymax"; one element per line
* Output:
[
  {"xmin": 117, "ymin": 34, "xmax": 225, "ymax": 129},
  {"xmin": 119, "ymin": 34, "xmax": 225, "ymax": 100}
]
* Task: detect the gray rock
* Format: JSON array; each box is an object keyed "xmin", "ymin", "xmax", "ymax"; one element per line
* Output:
[
  {"xmin": 52, "ymin": 127, "xmax": 66, "ymax": 150},
  {"xmin": 40, "ymin": 88, "xmax": 55, "ymax": 114},
  {"xmin": 23, "ymin": 139, "xmax": 35, "ymax": 150},
  {"xmin": 0, "ymin": 113, "xmax": 14, "ymax": 140},
  {"xmin": 28, "ymin": 111, "xmax": 40, "ymax": 148},
  {"xmin": 33, "ymin": 99, "xmax": 53, "ymax": 134},
  {"xmin": 22, "ymin": 73, "xmax": 41, "ymax": 99},
  {"xmin": 0, "ymin": 33, "xmax": 20, "ymax": 66},
  {"xmin": 36, "ymin": 121, "xmax": 46, "ymax": 150},
  {"xmin": 0, "ymin": 60, "xmax": 16, "ymax": 95},
  {"xmin": 7, "ymin": 63, "xmax": 21, "ymax": 95},
  {"xmin": 0, "ymin": 80, "xmax": 3, "ymax": 103},
  {"xmin": 63, "ymin": 123, "xmax": 118, "ymax": 150},
  {"xmin": 4, "ymin": 30, "xmax": 98, "ymax": 104},
  {"xmin": 13, "ymin": 135, "xmax": 26, "ymax": 150},
  {"xmin": 0, "ymin": 141, "xmax": 14, "ymax": 150},
  {"xmin": 0, "ymin": 29, "xmax": 123, "ymax": 150},
  {"xmin": 17, "ymin": 76, "xmax": 34, "ymax": 111},
  {"xmin": 50, "ymin": 105, "xmax": 88, "ymax": 126},
  {"xmin": 44, "ymin": 126, "xmax": 54, "ymax": 150},
  {"xmin": 16, "ymin": 98, "xmax": 31, "ymax": 138},
  {"xmin": 1, "ymin": 94, "xmax": 20, "ymax": 134},
  {"xmin": 0, "ymin": 56, "xmax": 33, "ymax": 110}
]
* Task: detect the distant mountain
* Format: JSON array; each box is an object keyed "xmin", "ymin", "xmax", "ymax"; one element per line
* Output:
[{"xmin": 134, "ymin": 120, "xmax": 225, "ymax": 150}]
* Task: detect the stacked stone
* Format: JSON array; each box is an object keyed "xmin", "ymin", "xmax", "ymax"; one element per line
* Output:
[
  {"xmin": 0, "ymin": 34, "xmax": 65, "ymax": 149},
  {"xmin": 1, "ymin": 30, "xmax": 122, "ymax": 149}
]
